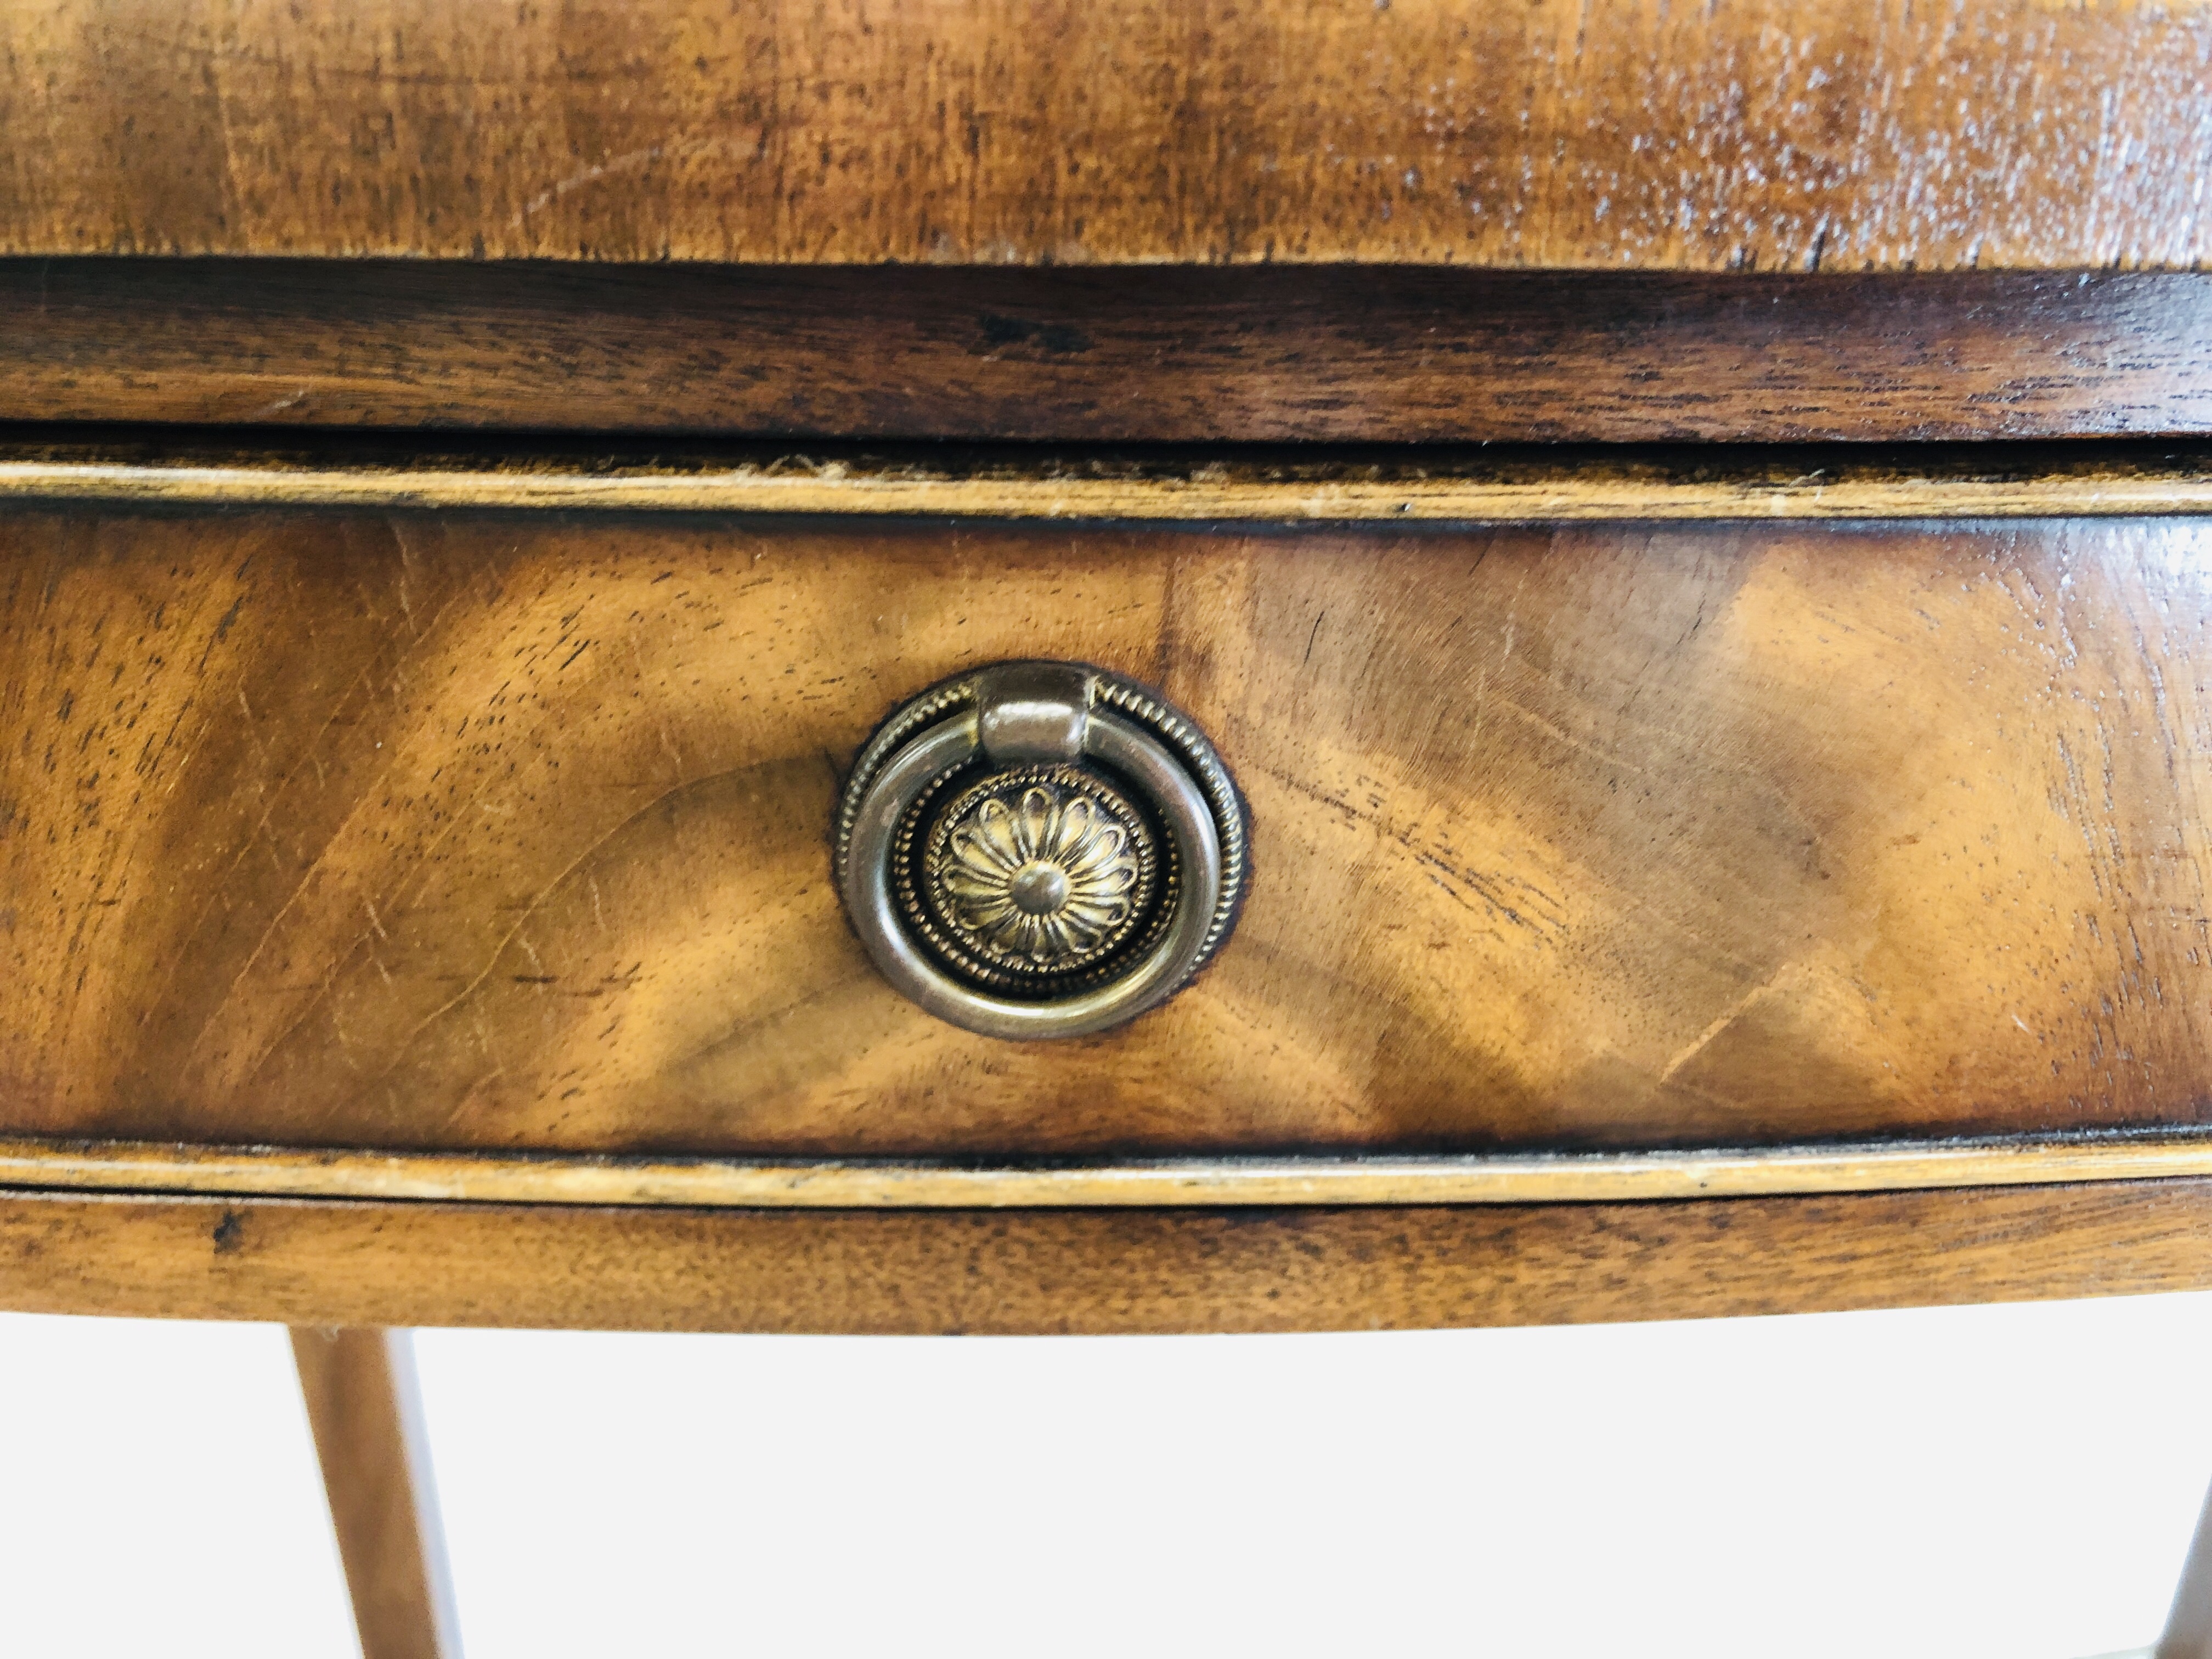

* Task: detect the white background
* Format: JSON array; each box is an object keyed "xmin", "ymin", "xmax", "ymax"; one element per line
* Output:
[{"xmin": 3, "ymin": 1293, "xmax": 2207, "ymax": 1658}]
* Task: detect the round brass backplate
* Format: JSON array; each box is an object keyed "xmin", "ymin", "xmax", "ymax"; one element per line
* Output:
[{"xmin": 834, "ymin": 662, "xmax": 1247, "ymax": 1039}]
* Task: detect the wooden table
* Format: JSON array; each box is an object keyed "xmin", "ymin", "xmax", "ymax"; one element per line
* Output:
[{"xmin": 7, "ymin": 3, "xmax": 2212, "ymax": 1652}]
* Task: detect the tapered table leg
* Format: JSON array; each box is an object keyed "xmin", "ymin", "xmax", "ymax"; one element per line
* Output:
[
  {"xmin": 2161, "ymin": 1479, "xmax": 2212, "ymax": 1659},
  {"xmin": 291, "ymin": 1327, "xmax": 462, "ymax": 1659}
]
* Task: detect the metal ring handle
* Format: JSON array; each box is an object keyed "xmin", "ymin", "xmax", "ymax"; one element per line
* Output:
[{"xmin": 834, "ymin": 664, "xmax": 1244, "ymax": 1041}]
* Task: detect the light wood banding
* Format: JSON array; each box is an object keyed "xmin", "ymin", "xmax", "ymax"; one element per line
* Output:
[
  {"xmin": 10, "ymin": 1134, "xmax": 2212, "ymax": 1211},
  {"xmin": 5, "ymin": 443, "xmax": 2212, "ymax": 521}
]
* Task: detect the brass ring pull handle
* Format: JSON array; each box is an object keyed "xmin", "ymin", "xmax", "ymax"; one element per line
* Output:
[{"xmin": 834, "ymin": 662, "xmax": 1249, "ymax": 1040}]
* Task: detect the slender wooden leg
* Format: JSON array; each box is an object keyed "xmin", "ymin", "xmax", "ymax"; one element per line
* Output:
[
  {"xmin": 291, "ymin": 1327, "xmax": 464, "ymax": 1659},
  {"xmin": 2161, "ymin": 1477, "xmax": 2212, "ymax": 1659}
]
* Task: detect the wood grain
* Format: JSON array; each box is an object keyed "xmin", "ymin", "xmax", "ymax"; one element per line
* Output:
[
  {"xmin": 13, "ymin": 1131, "xmax": 2212, "ymax": 1210},
  {"xmin": 11, "ymin": 263, "xmax": 2212, "ymax": 443},
  {"xmin": 290, "ymin": 1327, "xmax": 461, "ymax": 1659},
  {"xmin": 10, "ymin": 436, "xmax": 2212, "ymax": 522},
  {"xmin": 5, "ymin": 1182, "xmax": 2212, "ymax": 1333},
  {"xmin": 4, "ymin": 0, "xmax": 2210, "ymax": 269},
  {"xmin": 9, "ymin": 504, "xmax": 2212, "ymax": 1156}
]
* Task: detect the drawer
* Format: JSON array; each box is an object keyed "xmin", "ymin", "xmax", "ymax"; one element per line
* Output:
[
  {"xmin": 8, "ymin": 445, "xmax": 2212, "ymax": 1171},
  {"xmin": 10, "ymin": 4, "xmax": 2212, "ymax": 1340}
]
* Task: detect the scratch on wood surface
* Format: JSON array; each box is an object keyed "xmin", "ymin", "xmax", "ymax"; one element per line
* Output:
[{"xmin": 509, "ymin": 135, "xmax": 749, "ymax": 228}]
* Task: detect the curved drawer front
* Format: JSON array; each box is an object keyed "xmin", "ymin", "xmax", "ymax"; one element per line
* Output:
[{"xmin": 5, "ymin": 501, "xmax": 2209, "ymax": 1160}]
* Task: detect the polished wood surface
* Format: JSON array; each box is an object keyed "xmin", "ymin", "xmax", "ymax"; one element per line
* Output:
[
  {"xmin": 291, "ymin": 1327, "xmax": 461, "ymax": 1659},
  {"xmin": 8, "ymin": 502, "xmax": 2212, "ymax": 1156},
  {"xmin": 10, "ymin": 436, "xmax": 2212, "ymax": 521},
  {"xmin": 4, "ymin": 1, "xmax": 2208, "ymax": 269},
  {"xmin": 4, "ymin": 1181, "xmax": 2211, "ymax": 1333},
  {"xmin": 10, "ymin": 263, "xmax": 2212, "ymax": 443}
]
